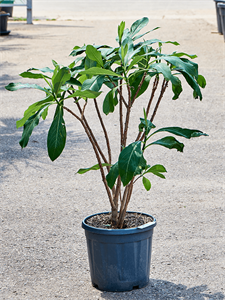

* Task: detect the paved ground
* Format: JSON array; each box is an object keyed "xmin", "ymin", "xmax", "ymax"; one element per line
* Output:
[{"xmin": 0, "ymin": 2, "xmax": 225, "ymax": 300}]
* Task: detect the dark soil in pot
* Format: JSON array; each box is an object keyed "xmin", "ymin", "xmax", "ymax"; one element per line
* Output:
[{"xmin": 85, "ymin": 212, "xmax": 154, "ymax": 229}]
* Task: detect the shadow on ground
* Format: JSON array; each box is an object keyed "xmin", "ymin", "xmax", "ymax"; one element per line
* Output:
[
  {"xmin": 0, "ymin": 117, "xmax": 90, "ymax": 183},
  {"xmin": 100, "ymin": 279, "xmax": 225, "ymax": 300}
]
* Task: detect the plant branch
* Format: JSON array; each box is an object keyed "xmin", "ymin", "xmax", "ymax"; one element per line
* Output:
[
  {"xmin": 150, "ymin": 78, "xmax": 168, "ymax": 122},
  {"xmin": 63, "ymin": 106, "xmax": 82, "ymax": 122},
  {"xmin": 74, "ymin": 100, "xmax": 109, "ymax": 165},
  {"xmin": 94, "ymin": 98, "xmax": 112, "ymax": 165},
  {"xmin": 132, "ymin": 72, "xmax": 147, "ymax": 103},
  {"xmin": 122, "ymin": 83, "xmax": 132, "ymax": 147},
  {"xmin": 135, "ymin": 76, "xmax": 159, "ymax": 142},
  {"xmin": 119, "ymin": 79, "xmax": 124, "ymax": 151},
  {"xmin": 111, "ymin": 80, "xmax": 128, "ymax": 108}
]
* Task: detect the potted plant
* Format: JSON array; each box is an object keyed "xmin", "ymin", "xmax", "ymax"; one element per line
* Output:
[
  {"xmin": 5, "ymin": 17, "xmax": 207, "ymax": 292},
  {"xmin": 0, "ymin": 0, "xmax": 13, "ymax": 35}
]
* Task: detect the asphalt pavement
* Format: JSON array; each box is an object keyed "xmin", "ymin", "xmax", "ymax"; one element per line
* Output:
[{"xmin": 0, "ymin": 2, "xmax": 225, "ymax": 300}]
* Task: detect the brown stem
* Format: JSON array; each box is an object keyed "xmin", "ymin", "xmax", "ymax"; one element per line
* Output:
[
  {"xmin": 63, "ymin": 105, "xmax": 114, "ymax": 208},
  {"xmin": 76, "ymin": 101, "xmax": 109, "ymax": 165},
  {"xmin": 122, "ymin": 84, "xmax": 132, "ymax": 147},
  {"xmin": 150, "ymin": 79, "xmax": 168, "ymax": 122},
  {"xmin": 94, "ymin": 98, "xmax": 112, "ymax": 165},
  {"xmin": 135, "ymin": 76, "xmax": 159, "ymax": 142},
  {"xmin": 117, "ymin": 180, "xmax": 134, "ymax": 228},
  {"xmin": 81, "ymin": 119, "xmax": 115, "ymax": 210},
  {"xmin": 119, "ymin": 80, "xmax": 124, "ymax": 151},
  {"xmin": 111, "ymin": 80, "xmax": 128, "ymax": 108},
  {"xmin": 63, "ymin": 106, "xmax": 82, "ymax": 122},
  {"xmin": 132, "ymin": 72, "xmax": 147, "ymax": 103}
]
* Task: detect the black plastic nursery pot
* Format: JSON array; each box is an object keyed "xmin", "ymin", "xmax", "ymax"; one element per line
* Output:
[
  {"xmin": 82, "ymin": 211, "xmax": 157, "ymax": 292},
  {"xmin": 218, "ymin": 3, "xmax": 225, "ymax": 40},
  {"xmin": 0, "ymin": 12, "xmax": 10, "ymax": 35},
  {"xmin": 214, "ymin": 0, "xmax": 225, "ymax": 34},
  {"xmin": 0, "ymin": 6, "xmax": 13, "ymax": 17}
]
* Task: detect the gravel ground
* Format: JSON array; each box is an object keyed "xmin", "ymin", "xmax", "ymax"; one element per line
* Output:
[{"xmin": 1, "ymin": 7, "xmax": 225, "ymax": 300}]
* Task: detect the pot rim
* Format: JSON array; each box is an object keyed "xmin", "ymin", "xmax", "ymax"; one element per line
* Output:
[
  {"xmin": 82, "ymin": 211, "xmax": 156, "ymax": 235},
  {"xmin": 0, "ymin": 12, "xmax": 10, "ymax": 16}
]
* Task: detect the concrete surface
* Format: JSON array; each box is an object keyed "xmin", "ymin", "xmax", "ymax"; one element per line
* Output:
[{"xmin": 0, "ymin": 2, "xmax": 225, "ymax": 300}]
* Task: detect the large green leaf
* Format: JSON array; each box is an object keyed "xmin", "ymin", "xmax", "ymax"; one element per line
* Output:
[
  {"xmin": 19, "ymin": 104, "xmax": 50, "ymax": 148},
  {"xmin": 118, "ymin": 141, "xmax": 143, "ymax": 186},
  {"xmin": 130, "ymin": 17, "xmax": 149, "ymax": 38},
  {"xmin": 163, "ymin": 55, "xmax": 197, "ymax": 78},
  {"xmin": 148, "ymin": 136, "xmax": 184, "ymax": 152},
  {"xmin": 47, "ymin": 105, "xmax": 66, "ymax": 161},
  {"xmin": 20, "ymin": 71, "xmax": 51, "ymax": 80},
  {"xmin": 66, "ymin": 77, "xmax": 82, "ymax": 87},
  {"xmin": 86, "ymin": 45, "xmax": 104, "ymax": 67},
  {"xmin": 106, "ymin": 162, "xmax": 119, "ymax": 189},
  {"xmin": 152, "ymin": 127, "xmax": 208, "ymax": 139},
  {"xmin": 67, "ymin": 89, "xmax": 102, "ymax": 99},
  {"xmin": 178, "ymin": 69, "xmax": 202, "ymax": 100},
  {"xmin": 85, "ymin": 56, "xmax": 97, "ymax": 70},
  {"xmin": 103, "ymin": 89, "xmax": 118, "ymax": 115},
  {"xmin": 150, "ymin": 63, "xmax": 172, "ymax": 81},
  {"xmin": 52, "ymin": 67, "xmax": 71, "ymax": 95},
  {"xmin": 81, "ymin": 76, "xmax": 104, "ymax": 92},
  {"xmin": 79, "ymin": 67, "xmax": 123, "ymax": 78},
  {"xmin": 77, "ymin": 163, "xmax": 111, "ymax": 174},
  {"xmin": 5, "ymin": 83, "xmax": 47, "ymax": 92},
  {"xmin": 16, "ymin": 95, "xmax": 54, "ymax": 128},
  {"xmin": 129, "ymin": 72, "xmax": 152, "ymax": 100}
]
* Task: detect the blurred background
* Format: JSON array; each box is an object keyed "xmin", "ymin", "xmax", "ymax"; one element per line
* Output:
[{"xmin": 12, "ymin": 0, "xmax": 215, "ymax": 21}]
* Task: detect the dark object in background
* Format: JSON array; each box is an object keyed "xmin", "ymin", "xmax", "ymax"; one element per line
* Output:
[
  {"xmin": 0, "ymin": 12, "xmax": 10, "ymax": 35},
  {"xmin": 214, "ymin": 0, "xmax": 225, "ymax": 34}
]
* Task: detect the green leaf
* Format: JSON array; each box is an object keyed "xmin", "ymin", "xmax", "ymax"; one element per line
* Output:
[
  {"xmin": 52, "ymin": 67, "xmax": 71, "ymax": 95},
  {"xmin": 106, "ymin": 162, "xmax": 119, "ymax": 189},
  {"xmin": 172, "ymin": 52, "xmax": 197, "ymax": 59},
  {"xmin": 5, "ymin": 83, "xmax": 47, "ymax": 93},
  {"xmin": 118, "ymin": 21, "xmax": 125, "ymax": 43},
  {"xmin": 139, "ymin": 118, "xmax": 155, "ymax": 135},
  {"xmin": 178, "ymin": 70, "xmax": 202, "ymax": 100},
  {"xmin": 19, "ymin": 105, "xmax": 50, "ymax": 148},
  {"xmin": 77, "ymin": 163, "xmax": 111, "ymax": 174},
  {"xmin": 118, "ymin": 141, "xmax": 143, "ymax": 186},
  {"xmin": 197, "ymin": 74, "xmax": 206, "ymax": 88},
  {"xmin": 103, "ymin": 89, "xmax": 118, "ymax": 115},
  {"xmin": 66, "ymin": 77, "xmax": 82, "ymax": 87},
  {"xmin": 148, "ymin": 136, "xmax": 184, "ymax": 152},
  {"xmin": 86, "ymin": 45, "xmax": 104, "ymax": 67},
  {"xmin": 145, "ymin": 164, "xmax": 167, "ymax": 179},
  {"xmin": 16, "ymin": 95, "xmax": 54, "ymax": 128},
  {"xmin": 163, "ymin": 55, "xmax": 197, "ymax": 78},
  {"xmin": 79, "ymin": 67, "xmax": 123, "ymax": 78},
  {"xmin": 152, "ymin": 127, "xmax": 208, "ymax": 139},
  {"xmin": 81, "ymin": 75, "xmax": 104, "ymax": 92},
  {"xmin": 133, "ymin": 27, "xmax": 159, "ymax": 41},
  {"xmin": 171, "ymin": 76, "xmax": 183, "ymax": 100},
  {"xmin": 142, "ymin": 177, "xmax": 151, "ymax": 191},
  {"xmin": 47, "ymin": 105, "xmax": 66, "ymax": 161},
  {"xmin": 134, "ymin": 154, "xmax": 147, "ymax": 176},
  {"xmin": 20, "ymin": 71, "xmax": 51, "ymax": 80},
  {"xmin": 85, "ymin": 56, "xmax": 97, "ymax": 70},
  {"xmin": 150, "ymin": 63, "xmax": 172, "ymax": 81},
  {"xmin": 67, "ymin": 89, "xmax": 102, "ymax": 99},
  {"xmin": 129, "ymin": 73, "xmax": 152, "ymax": 100},
  {"xmin": 130, "ymin": 17, "xmax": 149, "ymax": 38}
]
